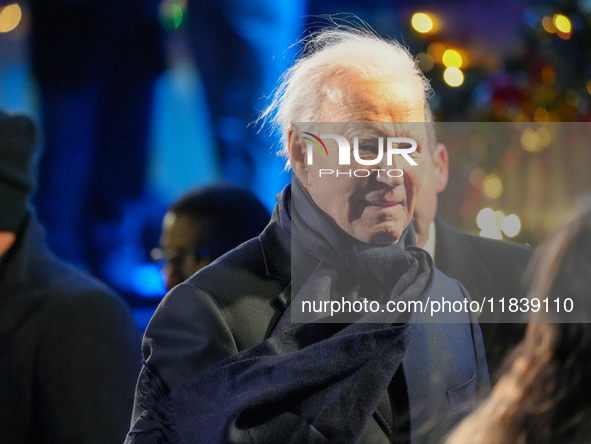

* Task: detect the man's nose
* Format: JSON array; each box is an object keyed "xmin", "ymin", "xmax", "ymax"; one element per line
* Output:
[{"xmin": 373, "ymin": 156, "xmax": 405, "ymax": 187}]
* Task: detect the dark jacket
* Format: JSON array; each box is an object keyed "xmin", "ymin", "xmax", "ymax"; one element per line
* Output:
[
  {"xmin": 0, "ymin": 214, "xmax": 142, "ymax": 444},
  {"xmin": 434, "ymin": 216, "xmax": 533, "ymax": 380},
  {"xmin": 132, "ymin": 211, "xmax": 489, "ymax": 443}
]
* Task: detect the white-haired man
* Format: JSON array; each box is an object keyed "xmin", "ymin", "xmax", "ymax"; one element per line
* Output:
[{"xmin": 128, "ymin": 28, "xmax": 489, "ymax": 444}]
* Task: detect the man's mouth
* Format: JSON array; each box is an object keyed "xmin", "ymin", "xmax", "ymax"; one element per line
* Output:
[{"xmin": 364, "ymin": 200, "xmax": 401, "ymax": 208}]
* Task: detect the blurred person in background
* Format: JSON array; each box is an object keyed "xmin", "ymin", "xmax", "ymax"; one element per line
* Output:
[
  {"xmin": 29, "ymin": 0, "xmax": 165, "ymax": 287},
  {"xmin": 185, "ymin": 0, "xmax": 304, "ymax": 209},
  {"xmin": 412, "ymin": 105, "xmax": 533, "ymax": 380},
  {"xmin": 446, "ymin": 210, "xmax": 591, "ymax": 444},
  {"xmin": 0, "ymin": 111, "xmax": 141, "ymax": 444},
  {"xmin": 151, "ymin": 185, "xmax": 271, "ymax": 291}
]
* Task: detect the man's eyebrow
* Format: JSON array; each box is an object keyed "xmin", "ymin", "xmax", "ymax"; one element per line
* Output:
[{"xmin": 350, "ymin": 130, "xmax": 382, "ymax": 139}]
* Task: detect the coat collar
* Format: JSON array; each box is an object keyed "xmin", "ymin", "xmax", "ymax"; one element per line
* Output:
[
  {"xmin": 0, "ymin": 212, "xmax": 53, "ymax": 344},
  {"xmin": 0, "ymin": 212, "xmax": 51, "ymax": 292},
  {"xmin": 259, "ymin": 206, "xmax": 317, "ymax": 314},
  {"xmin": 434, "ymin": 216, "xmax": 493, "ymax": 297}
]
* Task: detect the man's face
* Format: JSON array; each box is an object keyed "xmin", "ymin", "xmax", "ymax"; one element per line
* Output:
[
  {"xmin": 290, "ymin": 74, "xmax": 427, "ymax": 245},
  {"xmin": 412, "ymin": 142, "xmax": 449, "ymax": 247},
  {"xmin": 158, "ymin": 212, "xmax": 210, "ymax": 291}
]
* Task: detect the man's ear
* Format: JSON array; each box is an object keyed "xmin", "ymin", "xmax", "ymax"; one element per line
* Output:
[
  {"xmin": 287, "ymin": 127, "xmax": 310, "ymax": 185},
  {"xmin": 433, "ymin": 143, "xmax": 449, "ymax": 193}
]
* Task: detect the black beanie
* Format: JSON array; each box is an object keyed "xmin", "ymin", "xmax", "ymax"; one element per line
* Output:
[{"xmin": 0, "ymin": 111, "xmax": 38, "ymax": 232}]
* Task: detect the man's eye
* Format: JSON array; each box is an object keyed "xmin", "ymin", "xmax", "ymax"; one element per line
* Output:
[{"xmin": 359, "ymin": 144, "xmax": 378, "ymax": 153}]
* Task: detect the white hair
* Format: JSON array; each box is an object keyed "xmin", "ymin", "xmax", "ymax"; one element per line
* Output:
[{"xmin": 257, "ymin": 26, "xmax": 432, "ymax": 167}]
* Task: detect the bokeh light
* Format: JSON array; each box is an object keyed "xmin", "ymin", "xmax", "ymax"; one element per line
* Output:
[
  {"xmin": 537, "ymin": 127, "xmax": 552, "ymax": 147},
  {"xmin": 477, "ymin": 207, "xmax": 503, "ymax": 239},
  {"xmin": 483, "ymin": 173, "xmax": 503, "ymax": 199},
  {"xmin": 0, "ymin": 3, "xmax": 21, "ymax": 33},
  {"xmin": 553, "ymin": 14, "xmax": 571, "ymax": 34},
  {"xmin": 159, "ymin": 0, "xmax": 186, "ymax": 30},
  {"xmin": 494, "ymin": 210, "xmax": 505, "ymax": 230},
  {"xmin": 443, "ymin": 66, "xmax": 464, "ymax": 87},
  {"xmin": 477, "ymin": 208, "xmax": 495, "ymax": 230},
  {"xmin": 521, "ymin": 128, "xmax": 540, "ymax": 152},
  {"xmin": 534, "ymin": 107, "xmax": 549, "ymax": 123},
  {"xmin": 502, "ymin": 214, "xmax": 521, "ymax": 237},
  {"xmin": 541, "ymin": 66, "xmax": 556, "ymax": 84},
  {"xmin": 442, "ymin": 49, "xmax": 463, "ymax": 68},
  {"xmin": 416, "ymin": 52, "xmax": 434, "ymax": 72},
  {"xmin": 427, "ymin": 42, "xmax": 446, "ymax": 63},
  {"xmin": 542, "ymin": 16, "xmax": 556, "ymax": 33},
  {"xmin": 412, "ymin": 13, "xmax": 434, "ymax": 34}
]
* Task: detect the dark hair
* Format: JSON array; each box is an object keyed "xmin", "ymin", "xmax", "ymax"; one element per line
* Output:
[
  {"xmin": 446, "ymin": 211, "xmax": 591, "ymax": 444},
  {"xmin": 169, "ymin": 184, "xmax": 270, "ymax": 261}
]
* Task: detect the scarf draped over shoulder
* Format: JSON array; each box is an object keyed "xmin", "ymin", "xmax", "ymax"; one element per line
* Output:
[{"xmin": 126, "ymin": 180, "xmax": 434, "ymax": 444}]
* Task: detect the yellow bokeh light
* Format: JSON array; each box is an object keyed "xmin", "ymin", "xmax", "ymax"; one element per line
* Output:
[
  {"xmin": 483, "ymin": 173, "xmax": 503, "ymax": 199},
  {"xmin": 587, "ymin": 80, "xmax": 591, "ymax": 95},
  {"xmin": 521, "ymin": 128, "xmax": 541, "ymax": 152},
  {"xmin": 502, "ymin": 214, "xmax": 521, "ymax": 237},
  {"xmin": 534, "ymin": 107, "xmax": 550, "ymax": 123},
  {"xmin": 553, "ymin": 14, "xmax": 571, "ymax": 34},
  {"xmin": 412, "ymin": 13, "xmax": 434, "ymax": 33},
  {"xmin": 494, "ymin": 210, "xmax": 505, "ymax": 230},
  {"xmin": 542, "ymin": 16, "xmax": 556, "ymax": 33},
  {"xmin": 537, "ymin": 127, "xmax": 552, "ymax": 147},
  {"xmin": 442, "ymin": 49, "xmax": 463, "ymax": 68},
  {"xmin": 443, "ymin": 66, "xmax": 464, "ymax": 87},
  {"xmin": 0, "ymin": 3, "xmax": 21, "ymax": 33}
]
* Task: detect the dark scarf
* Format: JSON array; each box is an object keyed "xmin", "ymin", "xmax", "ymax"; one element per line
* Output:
[
  {"xmin": 278, "ymin": 178, "xmax": 432, "ymax": 327},
  {"xmin": 127, "ymin": 182, "xmax": 434, "ymax": 444}
]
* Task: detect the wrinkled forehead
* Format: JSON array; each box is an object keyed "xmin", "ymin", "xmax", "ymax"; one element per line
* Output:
[{"xmin": 317, "ymin": 71, "xmax": 425, "ymax": 118}]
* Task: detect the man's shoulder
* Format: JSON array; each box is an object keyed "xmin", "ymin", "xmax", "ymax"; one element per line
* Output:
[
  {"xmin": 147, "ymin": 235, "xmax": 285, "ymax": 363},
  {"xmin": 436, "ymin": 217, "xmax": 533, "ymax": 269},
  {"xmin": 186, "ymin": 237, "xmax": 278, "ymax": 302},
  {"xmin": 431, "ymin": 267, "xmax": 465, "ymax": 297},
  {"xmin": 460, "ymin": 229, "xmax": 531, "ymax": 260},
  {"xmin": 11, "ymin": 217, "xmax": 135, "ymax": 331},
  {"xmin": 1, "ymin": 220, "xmax": 139, "ymax": 361}
]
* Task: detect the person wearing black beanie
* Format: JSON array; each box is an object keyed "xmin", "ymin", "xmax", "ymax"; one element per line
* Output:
[{"xmin": 0, "ymin": 110, "xmax": 142, "ymax": 444}]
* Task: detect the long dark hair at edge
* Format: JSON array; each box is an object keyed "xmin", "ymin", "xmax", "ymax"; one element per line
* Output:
[{"xmin": 446, "ymin": 211, "xmax": 591, "ymax": 444}]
